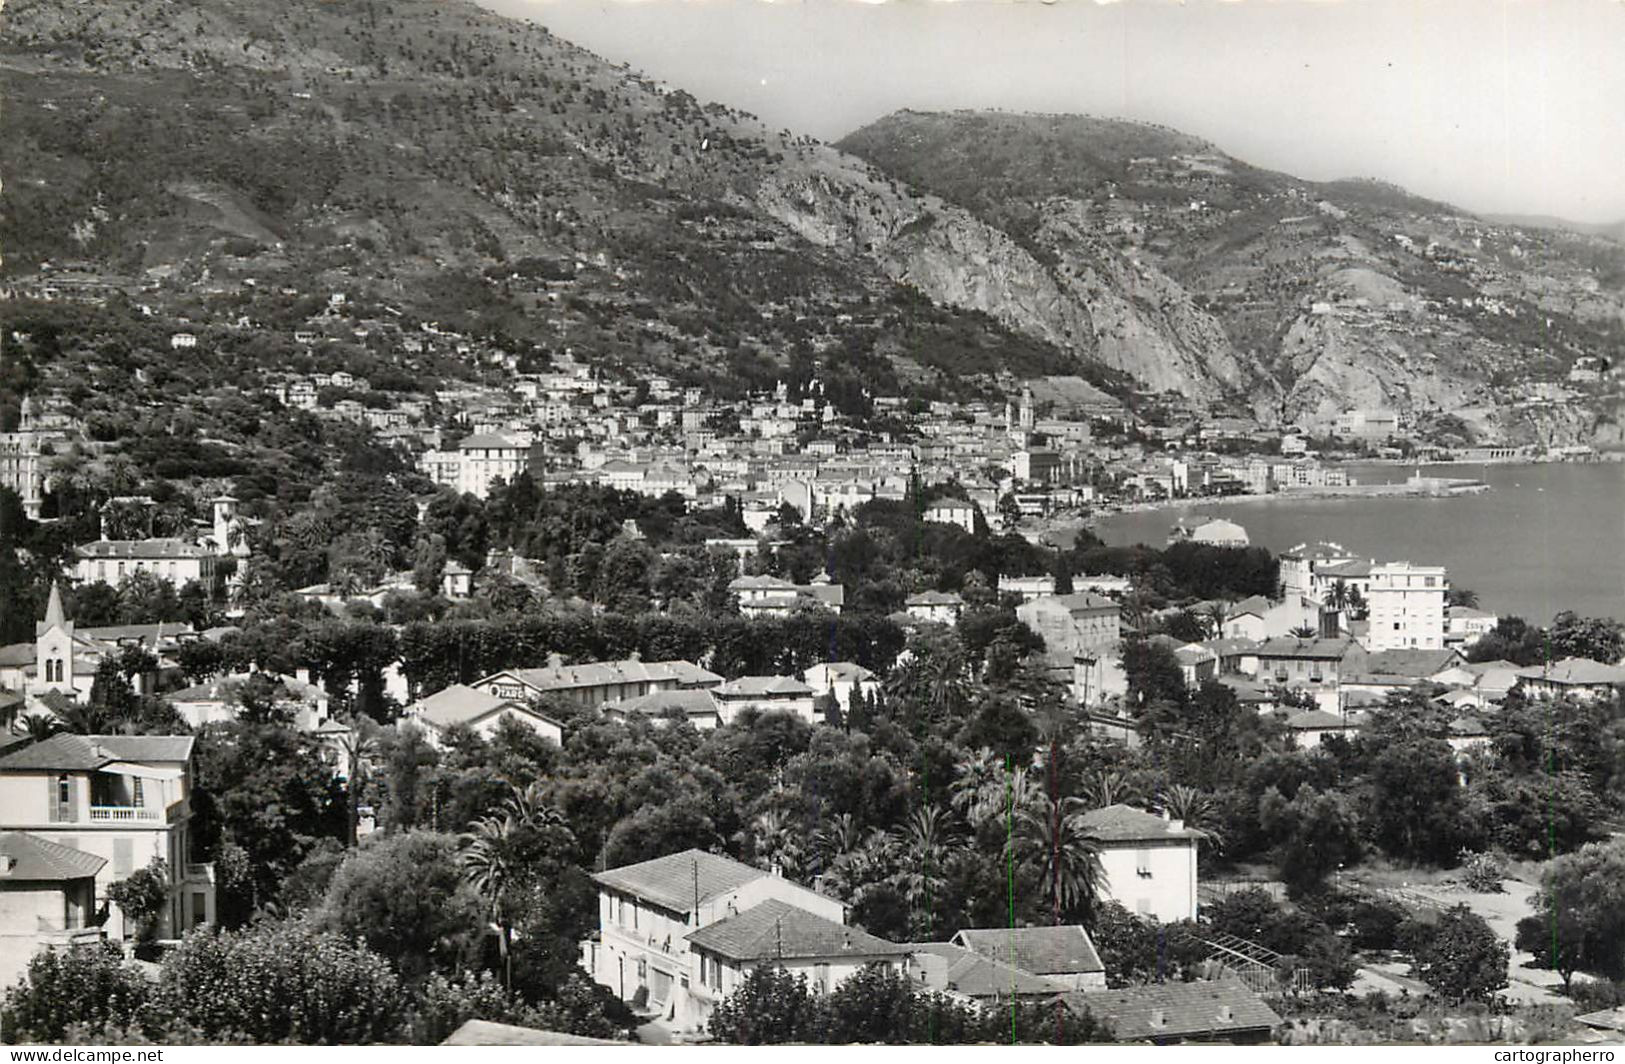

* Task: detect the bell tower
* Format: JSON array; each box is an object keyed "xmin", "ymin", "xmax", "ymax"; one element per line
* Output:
[{"xmin": 34, "ymin": 582, "xmax": 75, "ymax": 696}]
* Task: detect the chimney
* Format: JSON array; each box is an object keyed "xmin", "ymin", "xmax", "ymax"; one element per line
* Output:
[
  {"xmin": 1217, "ymin": 1005, "xmax": 1234, "ymax": 1023},
  {"xmin": 1150, "ymin": 1009, "xmax": 1166, "ymax": 1029},
  {"xmin": 547, "ymin": 652, "xmax": 565, "ymax": 670},
  {"xmin": 1168, "ymin": 818, "xmax": 1185, "ymax": 833}
]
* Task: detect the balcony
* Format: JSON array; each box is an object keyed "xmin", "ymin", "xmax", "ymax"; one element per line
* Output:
[{"xmin": 88, "ymin": 806, "xmax": 161, "ymax": 822}]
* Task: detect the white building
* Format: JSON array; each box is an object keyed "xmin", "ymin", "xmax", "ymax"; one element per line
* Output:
[
  {"xmin": 403, "ymin": 684, "xmax": 564, "ymax": 747},
  {"xmin": 801, "ymin": 662, "xmax": 879, "ymax": 713},
  {"xmin": 75, "ymin": 538, "xmax": 219, "ymax": 591},
  {"xmin": 1365, "ymin": 561, "xmax": 1448, "ymax": 651},
  {"xmin": 0, "ymin": 733, "xmax": 215, "ymax": 963},
  {"xmin": 904, "ymin": 591, "xmax": 964, "ymax": 625},
  {"xmin": 711, "ymin": 676, "xmax": 817, "ymax": 725},
  {"xmin": 1075, "ymin": 804, "xmax": 1200, "ymax": 922},
  {"xmin": 419, "ymin": 434, "xmax": 533, "ymax": 499},
  {"xmin": 922, "ymin": 500, "xmax": 978, "ymax": 534},
  {"xmin": 582, "ymin": 849, "xmax": 907, "ymax": 1034}
]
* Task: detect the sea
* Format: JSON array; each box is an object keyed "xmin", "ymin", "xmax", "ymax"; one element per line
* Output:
[{"xmin": 1090, "ymin": 462, "xmax": 1625, "ymax": 624}]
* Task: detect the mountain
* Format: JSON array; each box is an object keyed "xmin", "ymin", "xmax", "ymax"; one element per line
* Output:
[
  {"xmin": 839, "ymin": 111, "xmax": 1625, "ymax": 440},
  {"xmin": 0, "ymin": 0, "xmax": 1133, "ymax": 405},
  {"xmin": 4, "ymin": 0, "xmax": 1625, "ymax": 444},
  {"xmin": 1484, "ymin": 214, "xmax": 1625, "ymax": 243}
]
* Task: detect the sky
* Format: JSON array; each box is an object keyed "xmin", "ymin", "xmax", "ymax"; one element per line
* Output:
[{"xmin": 479, "ymin": 0, "xmax": 1625, "ymax": 225}]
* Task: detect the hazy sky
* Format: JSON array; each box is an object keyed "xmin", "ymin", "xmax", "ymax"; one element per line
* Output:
[{"xmin": 481, "ymin": 0, "xmax": 1625, "ymax": 224}]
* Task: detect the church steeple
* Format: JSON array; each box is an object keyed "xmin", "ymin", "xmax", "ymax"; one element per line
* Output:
[
  {"xmin": 35, "ymin": 581, "xmax": 75, "ymax": 695},
  {"xmin": 43, "ymin": 581, "xmax": 66, "ymax": 630}
]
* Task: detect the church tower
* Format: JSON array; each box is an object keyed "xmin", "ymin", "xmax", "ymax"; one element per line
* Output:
[
  {"xmin": 34, "ymin": 582, "xmax": 75, "ymax": 696},
  {"xmin": 1019, "ymin": 386, "xmax": 1036, "ymax": 433}
]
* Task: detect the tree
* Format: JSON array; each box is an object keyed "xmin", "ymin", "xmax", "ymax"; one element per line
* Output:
[
  {"xmin": 107, "ymin": 858, "xmax": 169, "ymax": 941},
  {"xmin": 458, "ymin": 784, "xmax": 574, "ymax": 991},
  {"xmin": 413, "ymin": 533, "xmax": 449, "ymax": 596},
  {"xmin": 707, "ymin": 965, "xmax": 820, "ymax": 1044},
  {"xmin": 1408, "ymin": 905, "xmax": 1508, "ymax": 1004},
  {"xmin": 1257, "ymin": 785, "xmax": 1361, "ymax": 897},
  {"xmin": 1548, "ymin": 611, "xmax": 1625, "ymax": 665},
  {"xmin": 1516, "ymin": 838, "xmax": 1625, "ymax": 990},
  {"xmin": 1016, "ymin": 797, "xmax": 1104, "ymax": 925},
  {"xmin": 317, "ymin": 831, "xmax": 484, "ymax": 983}
]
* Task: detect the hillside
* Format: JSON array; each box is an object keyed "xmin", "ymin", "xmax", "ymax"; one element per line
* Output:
[
  {"xmin": 5, "ymin": 0, "xmax": 1625, "ymax": 444},
  {"xmin": 840, "ymin": 110, "xmax": 1625, "ymax": 441},
  {"xmin": 0, "ymin": 0, "xmax": 1131, "ymax": 404}
]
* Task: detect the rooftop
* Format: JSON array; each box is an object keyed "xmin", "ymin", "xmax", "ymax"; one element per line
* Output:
[
  {"xmin": 953, "ymin": 924, "xmax": 1104, "ymax": 978},
  {"xmin": 593, "ymin": 848, "xmax": 768, "ymax": 912},
  {"xmin": 1064, "ymin": 979, "xmax": 1281, "ymax": 1041},
  {"xmin": 0, "ymin": 733, "xmax": 196, "ymax": 772},
  {"xmin": 1077, "ymin": 804, "xmax": 1204, "ymax": 842},
  {"xmin": 906, "ymin": 941, "xmax": 1067, "ymax": 999},
  {"xmin": 1517, "ymin": 658, "xmax": 1625, "ymax": 686},
  {"xmin": 714, "ymin": 675, "xmax": 814, "ymax": 698},
  {"xmin": 685, "ymin": 898, "xmax": 907, "ymax": 962},
  {"xmin": 0, "ymin": 832, "xmax": 107, "ymax": 881}
]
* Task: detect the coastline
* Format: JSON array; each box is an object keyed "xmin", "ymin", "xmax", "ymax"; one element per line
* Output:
[{"xmin": 1086, "ymin": 479, "xmax": 1491, "ymax": 522}]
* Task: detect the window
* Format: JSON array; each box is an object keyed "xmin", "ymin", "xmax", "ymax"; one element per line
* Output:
[
  {"xmin": 815, "ymin": 963, "xmax": 830, "ymax": 994},
  {"xmin": 711, "ymin": 959, "xmax": 723, "ymax": 990},
  {"xmin": 632, "ymin": 902, "xmax": 638, "ymax": 931},
  {"xmin": 133, "ymin": 778, "xmax": 145, "ymax": 809},
  {"xmin": 57, "ymin": 775, "xmax": 70, "ymax": 806},
  {"xmin": 1136, "ymin": 849, "xmax": 1152, "ymax": 877}
]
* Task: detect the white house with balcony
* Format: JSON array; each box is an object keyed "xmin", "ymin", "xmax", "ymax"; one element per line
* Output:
[
  {"xmin": 581, "ymin": 848, "xmax": 908, "ymax": 1034},
  {"xmin": 0, "ymin": 733, "xmax": 214, "ymax": 944}
]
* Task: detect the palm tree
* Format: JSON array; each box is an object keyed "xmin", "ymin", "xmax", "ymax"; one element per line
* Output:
[
  {"xmin": 1079, "ymin": 767, "xmax": 1142, "ymax": 810},
  {"xmin": 951, "ymin": 750, "xmax": 1037, "ymax": 833},
  {"xmin": 1157, "ymin": 784, "xmax": 1226, "ymax": 856},
  {"xmin": 1325, "ymin": 580, "xmax": 1351, "ymax": 612},
  {"xmin": 1289, "ymin": 625, "xmax": 1318, "ymax": 639},
  {"xmin": 890, "ymin": 806, "xmax": 952, "ymax": 935},
  {"xmin": 457, "ymin": 783, "xmax": 570, "ymax": 991},
  {"xmin": 458, "ymin": 813, "xmax": 520, "ymax": 991},
  {"xmin": 1203, "ymin": 601, "xmax": 1231, "ymax": 639},
  {"xmin": 813, "ymin": 812, "xmax": 864, "ymax": 862},
  {"xmin": 12, "ymin": 712, "xmax": 62, "ymax": 741},
  {"xmin": 751, "ymin": 809, "xmax": 805, "ymax": 878},
  {"xmin": 1015, "ymin": 796, "xmax": 1104, "ymax": 925}
]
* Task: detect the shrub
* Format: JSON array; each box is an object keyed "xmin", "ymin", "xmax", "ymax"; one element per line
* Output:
[
  {"xmin": 155, "ymin": 923, "xmax": 404, "ymax": 1044},
  {"xmin": 1, "ymin": 943, "xmax": 152, "ymax": 1044},
  {"xmin": 1459, "ymin": 851, "xmax": 1506, "ymax": 894}
]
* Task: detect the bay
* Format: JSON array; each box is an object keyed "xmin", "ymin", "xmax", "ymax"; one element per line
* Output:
[{"xmin": 1090, "ymin": 463, "xmax": 1625, "ymax": 624}]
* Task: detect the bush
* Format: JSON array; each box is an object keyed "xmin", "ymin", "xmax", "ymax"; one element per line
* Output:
[
  {"xmin": 1, "ymin": 943, "xmax": 151, "ymax": 1044},
  {"xmin": 1459, "ymin": 851, "xmax": 1506, "ymax": 894},
  {"xmin": 155, "ymin": 923, "xmax": 404, "ymax": 1044},
  {"xmin": 1408, "ymin": 905, "xmax": 1509, "ymax": 1004}
]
